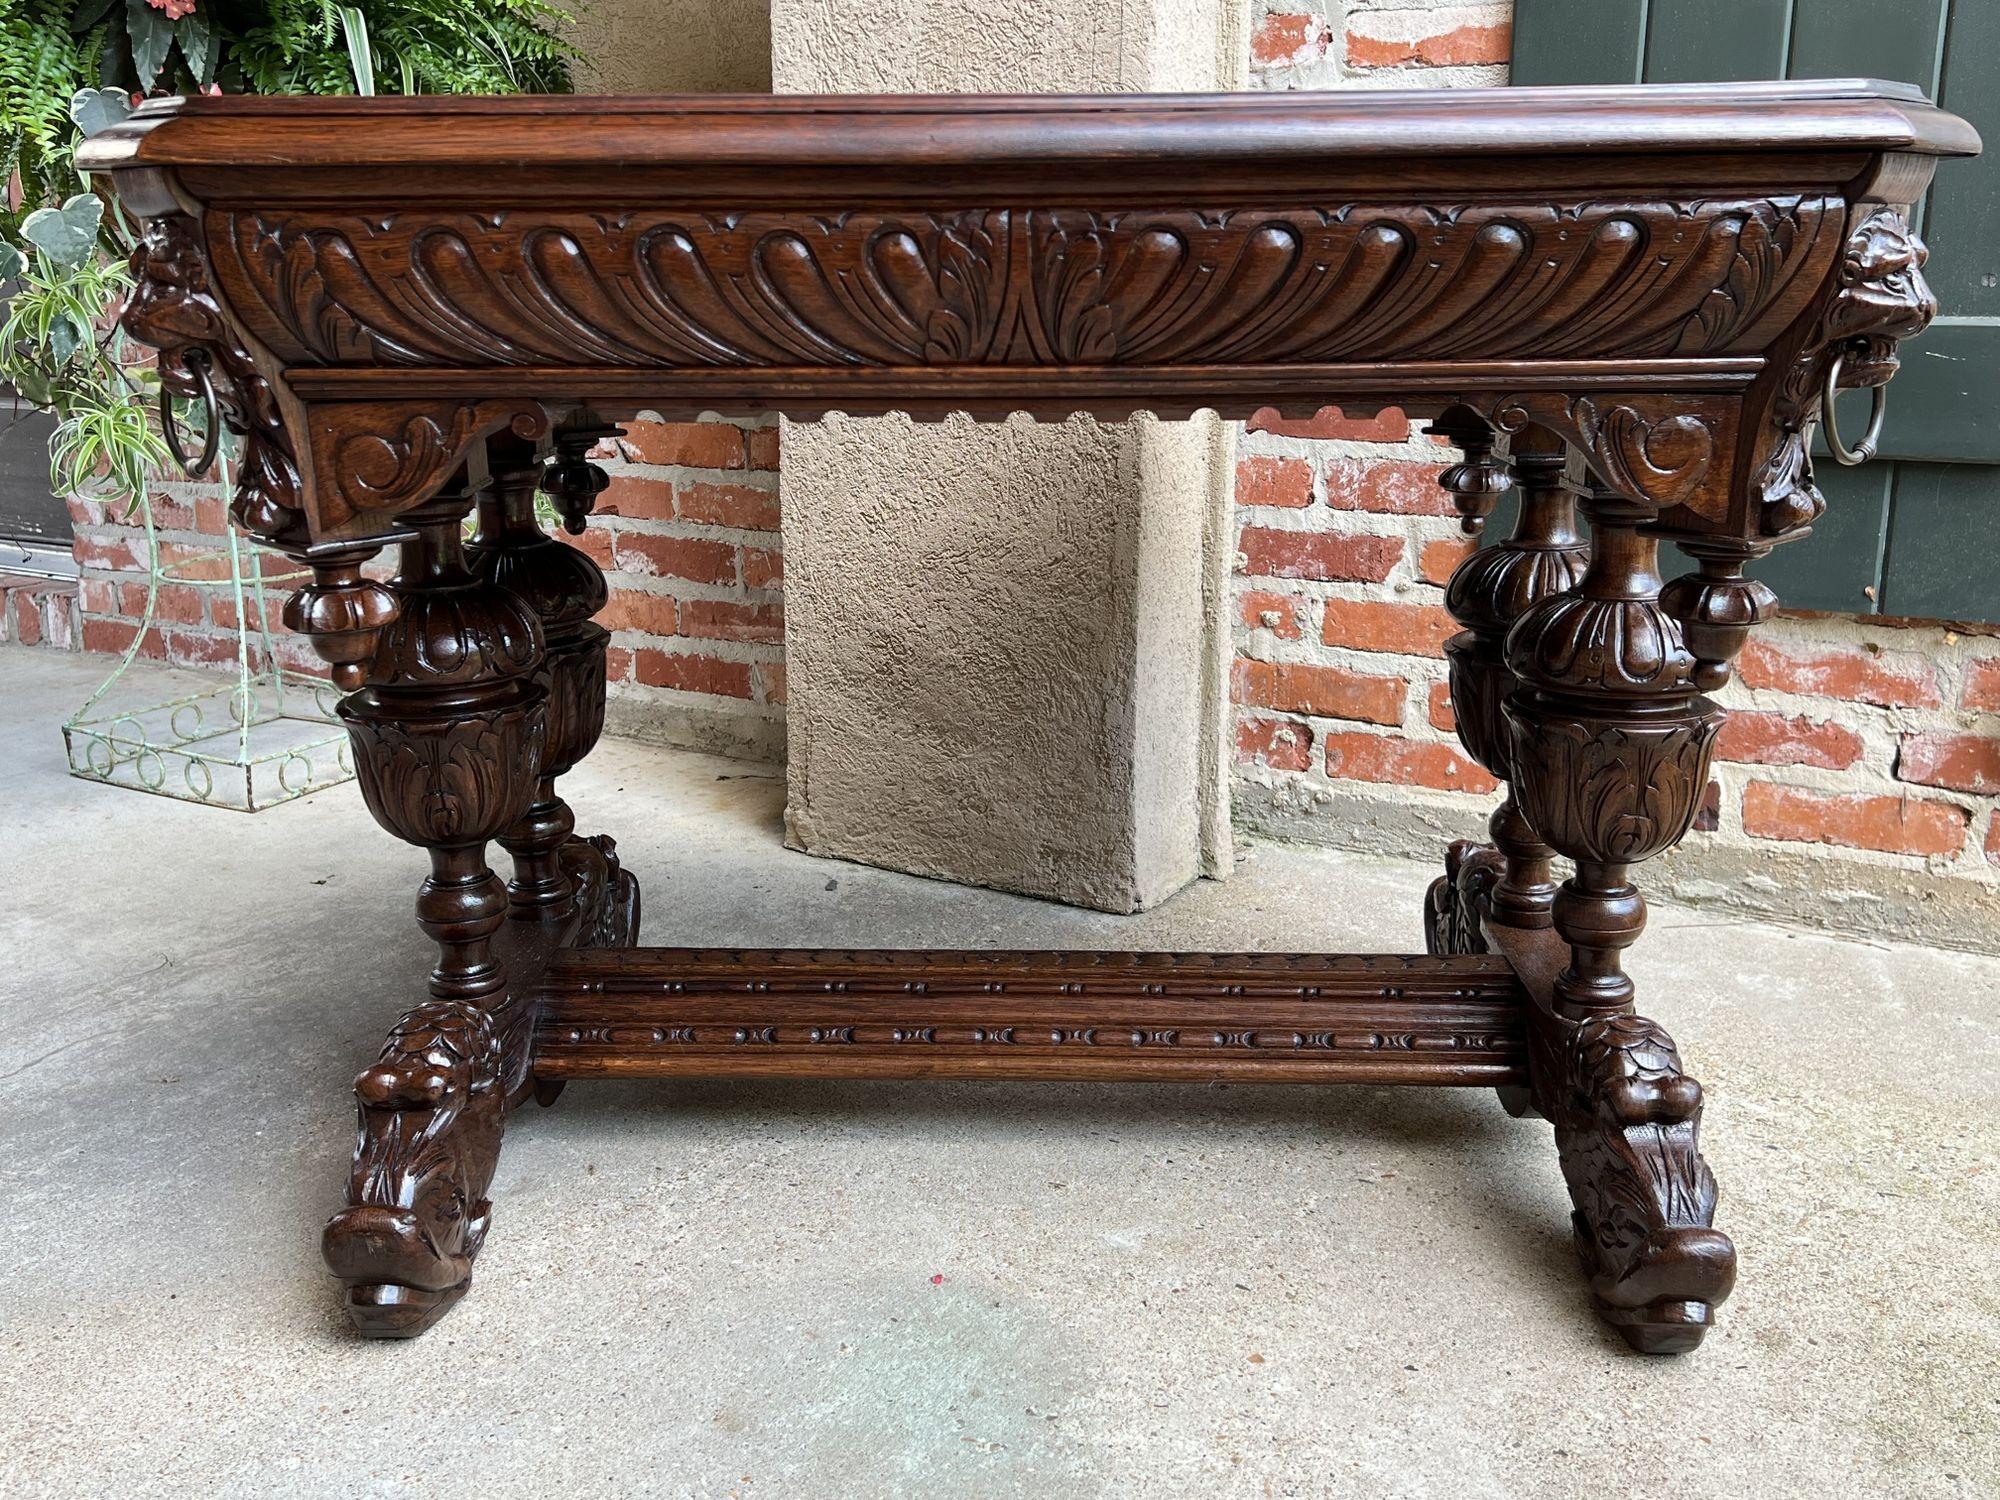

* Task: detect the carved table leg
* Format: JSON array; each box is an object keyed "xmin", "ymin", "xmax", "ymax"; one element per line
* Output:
[
  {"xmin": 471, "ymin": 435, "xmax": 641, "ymax": 1112},
  {"xmin": 1503, "ymin": 483, "xmax": 1738, "ymax": 1353},
  {"xmin": 470, "ymin": 453, "xmax": 612, "ymax": 914},
  {"xmin": 1425, "ymin": 417, "xmax": 1588, "ymax": 963},
  {"xmin": 321, "ymin": 474, "xmax": 549, "ymax": 1336}
]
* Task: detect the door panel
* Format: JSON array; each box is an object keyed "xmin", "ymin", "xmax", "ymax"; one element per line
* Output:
[
  {"xmin": 1753, "ymin": 464, "xmax": 1891, "ymax": 614},
  {"xmin": 1880, "ymin": 463, "xmax": 2000, "ymax": 620},
  {"xmin": 1644, "ymin": 0, "xmax": 1786, "ymax": 82},
  {"xmin": 1788, "ymin": 0, "xmax": 1945, "ymax": 93},
  {"xmin": 1511, "ymin": 0, "xmax": 1645, "ymax": 85}
]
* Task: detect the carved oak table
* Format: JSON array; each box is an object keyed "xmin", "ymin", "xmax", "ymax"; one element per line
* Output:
[{"xmin": 81, "ymin": 80, "xmax": 1976, "ymax": 1353}]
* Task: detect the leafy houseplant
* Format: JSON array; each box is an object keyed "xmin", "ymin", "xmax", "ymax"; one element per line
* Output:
[{"xmin": 1, "ymin": 0, "xmax": 579, "ymax": 515}]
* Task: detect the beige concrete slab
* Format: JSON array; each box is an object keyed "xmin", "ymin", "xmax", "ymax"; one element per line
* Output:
[{"xmin": 1, "ymin": 648, "xmax": 1994, "ymax": 1498}]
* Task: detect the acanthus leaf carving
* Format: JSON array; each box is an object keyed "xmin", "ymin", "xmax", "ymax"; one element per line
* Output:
[
  {"xmin": 216, "ymin": 198, "xmax": 1839, "ymax": 375},
  {"xmin": 1424, "ymin": 839, "xmax": 1502, "ymax": 958},
  {"xmin": 1506, "ymin": 714, "xmax": 1720, "ymax": 869}
]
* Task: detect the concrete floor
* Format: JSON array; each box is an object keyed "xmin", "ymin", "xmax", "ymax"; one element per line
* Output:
[{"xmin": 2, "ymin": 646, "xmax": 1996, "ymax": 1499}]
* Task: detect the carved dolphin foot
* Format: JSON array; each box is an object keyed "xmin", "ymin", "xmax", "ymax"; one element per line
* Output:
[
  {"xmin": 1552, "ymin": 1011, "xmax": 1737, "ymax": 1353},
  {"xmin": 322, "ymin": 1000, "xmax": 508, "ymax": 1338},
  {"xmin": 1423, "ymin": 839, "xmax": 1502, "ymax": 958}
]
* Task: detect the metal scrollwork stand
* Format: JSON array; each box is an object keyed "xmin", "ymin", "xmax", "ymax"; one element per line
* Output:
[{"xmin": 61, "ymin": 354, "xmax": 353, "ymax": 811}]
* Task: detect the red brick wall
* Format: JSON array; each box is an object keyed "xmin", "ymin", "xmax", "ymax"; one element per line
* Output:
[
  {"xmin": 576, "ymin": 416, "xmax": 785, "ymax": 759},
  {"xmin": 61, "ymin": 415, "xmax": 783, "ymax": 759},
  {"xmin": 0, "ymin": 573, "xmax": 79, "ymax": 649},
  {"xmin": 68, "ymin": 481, "xmax": 322, "ymax": 673}
]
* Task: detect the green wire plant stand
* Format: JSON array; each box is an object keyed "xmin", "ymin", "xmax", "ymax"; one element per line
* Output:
[{"xmin": 61, "ymin": 480, "xmax": 353, "ymax": 812}]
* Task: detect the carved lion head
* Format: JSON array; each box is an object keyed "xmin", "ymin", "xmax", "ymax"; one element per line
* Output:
[
  {"xmin": 120, "ymin": 218, "xmax": 227, "ymax": 394},
  {"xmin": 355, "ymin": 1001, "xmax": 501, "ymax": 1111},
  {"xmin": 1826, "ymin": 208, "xmax": 1938, "ymax": 388}
]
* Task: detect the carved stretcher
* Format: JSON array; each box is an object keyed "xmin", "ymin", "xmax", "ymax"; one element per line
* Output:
[{"xmin": 80, "ymin": 79, "xmax": 1977, "ymax": 1352}]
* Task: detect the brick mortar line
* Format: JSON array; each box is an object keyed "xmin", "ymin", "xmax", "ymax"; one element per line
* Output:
[
  {"xmin": 596, "ymin": 515, "xmax": 780, "ymax": 546},
  {"xmin": 609, "ymin": 682, "xmax": 785, "ymax": 718},
  {"xmin": 607, "ymin": 631, "xmax": 783, "ymax": 663},
  {"xmin": 606, "ymin": 575, "xmax": 782, "ymax": 605},
  {"xmin": 599, "ymin": 458, "xmax": 779, "ymax": 489}
]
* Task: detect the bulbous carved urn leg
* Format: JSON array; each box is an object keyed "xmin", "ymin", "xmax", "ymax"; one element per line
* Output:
[
  {"xmin": 1426, "ymin": 420, "xmax": 1587, "ymax": 963},
  {"xmin": 469, "ymin": 439, "xmax": 639, "ymax": 1119},
  {"xmin": 1500, "ymin": 482, "xmax": 1737, "ymax": 1353},
  {"xmin": 322, "ymin": 477, "xmax": 548, "ymax": 1337},
  {"xmin": 469, "ymin": 451, "xmax": 613, "ymax": 917}
]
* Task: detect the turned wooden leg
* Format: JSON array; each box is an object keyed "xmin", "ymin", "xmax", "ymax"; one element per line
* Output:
[
  {"xmin": 470, "ymin": 443, "xmax": 612, "ymax": 914},
  {"xmin": 322, "ymin": 473, "xmax": 548, "ymax": 1337},
  {"xmin": 1503, "ymin": 482, "xmax": 1736, "ymax": 1354},
  {"xmin": 1424, "ymin": 417, "xmax": 1586, "ymax": 956}
]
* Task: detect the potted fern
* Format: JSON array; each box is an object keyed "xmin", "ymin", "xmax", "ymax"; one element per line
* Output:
[
  {"xmin": 0, "ymin": 0, "xmax": 582, "ymax": 806},
  {"xmin": 3, "ymin": 1, "xmax": 580, "ymax": 515}
]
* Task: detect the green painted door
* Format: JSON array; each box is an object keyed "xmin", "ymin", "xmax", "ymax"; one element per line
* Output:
[{"xmin": 1513, "ymin": 0, "xmax": 1999, "ymax": 621}]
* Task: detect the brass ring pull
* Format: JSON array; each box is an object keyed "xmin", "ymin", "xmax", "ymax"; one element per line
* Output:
[
  {"xmin": 160, "ymin": 347, "xmax": 221, "ymax": 477},
  {"xmin": 1821, "ymin": 352, "xmax": 1887, "ymax": 467}
]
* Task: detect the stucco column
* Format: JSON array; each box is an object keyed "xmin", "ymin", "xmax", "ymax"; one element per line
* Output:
[{"xmin": 771, "ymin": 0, "xmax": 1245, "ymax": 913}]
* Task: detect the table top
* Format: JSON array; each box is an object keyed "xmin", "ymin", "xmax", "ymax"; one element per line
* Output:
[{"xmin": 81, "ymin": 79, "xmax": 1977, "ymax": 179}]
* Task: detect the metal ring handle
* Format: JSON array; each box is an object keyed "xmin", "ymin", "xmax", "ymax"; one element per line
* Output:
[
  {"xmin": 1822, "ymin": 352, "xmax": 1887, "ymax": 467},
  {"xmin": 160, "ymin": 347, "xmax": 220, "ymax": 477}
]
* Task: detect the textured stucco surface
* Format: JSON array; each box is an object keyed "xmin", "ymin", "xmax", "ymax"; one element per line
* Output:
[
  {"xmin": 566, "ymin": 0, "xmax": 772, "ymax": 93},
  {"xmin": 782, "ymin": 415, "xmax": 1233, "ymax": 911},
  {"xmin": 771, "ymin": 0, "xmax": 1247, "ymax": 914},
  {"xmin": 770, "ymin": 0, "xmax": 1246, "ymax": 92},
  {"xmin": 5, "ymin": 650, "xmax": 1996, "ymax": 1499}
]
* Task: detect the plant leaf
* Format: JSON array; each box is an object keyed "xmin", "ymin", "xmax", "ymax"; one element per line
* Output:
[
  {"xmin": 70, "ymin": 0, "xmax": 117, "ymax": 32},
  {"xmin": 178, "ymin": 14, "xmax": 216, "ymax": 84},
  {"xmin": 49, "ymin": 314, "xmax": 86, "ymax": 367},
  {"xmin": 70, "ymin": 86, "xmax": 135, "ymax": 139},
  {"xmin": 124, "ymin": 0, "xmax": 173, "ymax": 89},
  {"xmin": 13, "ymin": 366, "xmax": 54, "ymax": 406},
  {"xmin": 336, "ymin": 6, "xmax": 376, "ymax": 96},
  {"xmin": 20, "ymin": 195, "xmax": 105, "ymax": 271},
  {"xmin": 0, "ymin": 241, "xmax": 23, "ymax": 284},
  {"xmin": 97, "ymin": 7, "xmax": 128, "ymax": 88}
]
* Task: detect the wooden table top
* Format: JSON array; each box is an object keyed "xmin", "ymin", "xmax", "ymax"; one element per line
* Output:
[{"xmin": 78, "ymin": 79, "xmax": 1978, "ymax": 179}]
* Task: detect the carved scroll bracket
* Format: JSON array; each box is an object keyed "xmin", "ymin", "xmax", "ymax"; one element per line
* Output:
[
  {"xmin": 305, "ymin": 400, "xmax": 551, "ymax": 537},
  {"xmin": 1481, "ymin": 392, "xmax": 1735, "ymax": 522}
]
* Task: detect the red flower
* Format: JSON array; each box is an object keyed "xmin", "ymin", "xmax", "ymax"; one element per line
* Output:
[{"xmin": 146, "ymin": 0, "xmax": 197, "ymax": 18}]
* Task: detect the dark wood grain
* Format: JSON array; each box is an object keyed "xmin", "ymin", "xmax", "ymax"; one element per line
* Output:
[
  {"xmin": 535, "ymin": 949, "xmax": 1527, "ymax": 1086},
  {"xmin": 81, "ymin": 82, "xmax": 1977, "ymax": 1353}
]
